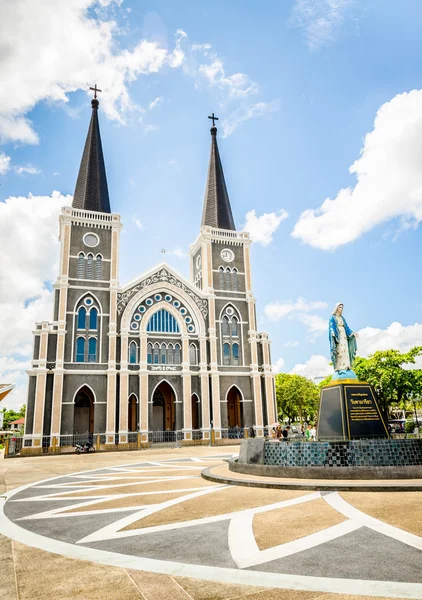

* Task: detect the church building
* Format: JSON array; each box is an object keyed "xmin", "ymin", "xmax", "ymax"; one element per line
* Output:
[{"xmin": 24, "ymin": 94, "xmax": 276, "ymax": 450}]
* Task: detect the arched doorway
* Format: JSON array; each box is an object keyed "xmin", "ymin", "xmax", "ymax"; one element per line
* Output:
[
  {"xmin": 152, "ymin": 381, "xmax": 176, "ymax": 431},
  {"xmin": 227, "ymin": 386, "xmax": 243, "ymax": 428},
  {"xmin": 191, "ymin": 394, "xmax": 200, "ymax": 430},
  {"xmin": 74, "ymin": 386, "xmax": 95, "ymax": 434},
  {"xmin": 128, "ymin": 395, "xmax": 138, "ymax": 432}
]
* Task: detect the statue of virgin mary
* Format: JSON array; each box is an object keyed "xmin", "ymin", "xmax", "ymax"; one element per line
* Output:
[{"xmin": 329, "ymin": 303, "xmax": 358, "ymax": 380}]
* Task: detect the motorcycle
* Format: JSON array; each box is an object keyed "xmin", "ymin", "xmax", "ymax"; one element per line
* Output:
[{"xmin": 75, "ymin": 441, "xmax": 96, "ymax": 454}]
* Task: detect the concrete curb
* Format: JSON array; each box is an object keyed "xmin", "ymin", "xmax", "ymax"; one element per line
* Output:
[{"xmin": 201, "ymin": 464, "xmax": 422, "ymax": 492}]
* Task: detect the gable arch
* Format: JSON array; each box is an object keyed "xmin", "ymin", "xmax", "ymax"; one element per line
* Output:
[
  {"xmin": 150, "ymin": 379, "xmax": 179, "ymax": 403},
  {"xmin": 219, "ymin": 302, "xmax": 242, "ymax": 321},
  {"xmin": 225, "ymin": 384, "xmax": 244, "ymax": 403},
  {"xmin": 120, "ymin": 281, "xmax": 206, "ymax": 336},
  {"xmin": 73, "ymin": 291, "xmax": 104, "ymax": 314},
  {"xmin": 72, "ymin": 384, "xmax": 97, "ymax": 404}
]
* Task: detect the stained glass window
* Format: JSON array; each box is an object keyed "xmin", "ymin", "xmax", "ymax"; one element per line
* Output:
[
  {"xmin": 76, "ymin": 337, "xmax": 85, "ymax": 362},
  {"xmin": 147, "ymin": 309, "xmax": 180, "ymax": 333}
]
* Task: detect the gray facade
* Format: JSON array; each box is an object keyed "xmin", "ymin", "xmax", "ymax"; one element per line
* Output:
[{"xmin": 24, "ymin": 102, "xmax": 276, "ymax": 448}]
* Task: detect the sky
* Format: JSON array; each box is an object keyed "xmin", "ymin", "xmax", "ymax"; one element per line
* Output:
[{"xmin": 2, "ymin": 0, "xmax": 422, "ymax": 410}]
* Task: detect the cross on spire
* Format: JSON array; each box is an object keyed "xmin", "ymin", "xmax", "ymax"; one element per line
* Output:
[
  {"xmin": 208, "ymin": 112, "xmax": 219, "ymax": 127},
  {"xmin": 89, "ymin": 84, "xmax": 102, "ymax": 99}
]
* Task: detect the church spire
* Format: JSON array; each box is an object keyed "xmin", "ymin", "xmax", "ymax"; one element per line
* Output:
[
  {"xmin": 72, "ymin": 87, "xmax": 111, "ymax": 213},
  {"xmin": 201, "ymin": 114, "xmax": 235, "ymax": 231}
]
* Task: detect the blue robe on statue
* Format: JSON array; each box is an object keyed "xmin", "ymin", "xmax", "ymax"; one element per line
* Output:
[{"xmin": 329, "ymin": 315, "xmax": 358, "ymax": 380}]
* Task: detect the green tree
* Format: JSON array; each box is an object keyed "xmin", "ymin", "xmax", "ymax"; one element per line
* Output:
[
  {"xmin": 275, "ymin": 373, "xmax": 319, "ymax": 424},
  {"xmin": 1, "ymin": 404, "xmax": 26, "ymax": 429},
  {"xmin": 354, "ymin": 347, "xmax": 422, "ymax": 420}
]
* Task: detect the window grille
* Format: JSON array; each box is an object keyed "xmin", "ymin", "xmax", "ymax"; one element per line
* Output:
[
  {"xmin": 88, "ymin": 338, "xmax": 97, "ymax": 362},
  {"xmin": 147, "ymin": 309, "xmax": 179, "ymax": 333},
  {"xmin": 219, "ymin": 267, "xmax": 225, "ymax": 289},
  {"xmin": 189, "ymin": 344, "xmax": 198, "ymax": 365},
  {"xmin": 77, "ymin": 307, "xmax": 86, "ymax": 330},
  {"xmin": 95, "ymin": 255, "xmax": 102, "ymax": 280},
  {"xmin": 224, "ymin": 269, "xmax": 231, "ymax": 290},
  {"xmin": 232, "ymin": 269, "xmax": 238, "ymax": 291},
  {"xmin": 89, "ymin": 308, "xmax": 98, "ymax": 330},
  {"xmin": 86, "ymin": 254, "xmax": 94, "ymax": 279},
  {"xmin": 232, "ymin": 317, "xmax": 238, "ymax": 337},
  {"xmin": 129, "ymin": 341, "xmax": 137, "ymax": 364},
  {"xmin": 223, "ymin": 343, "xmax": 230, "ymax": 365},
  {"xmin": 77, "ymin": 253, "xmax": 85, "ymax": 279},
  {"xmin": 76, "ymin": 337, "xmax": 85, "ymax": 362},
  {"xmin": 232, "ymin": 343, "xmax": 239, "ymax": 365}
]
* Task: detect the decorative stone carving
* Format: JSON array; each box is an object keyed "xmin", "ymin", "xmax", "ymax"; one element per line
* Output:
[{"xmin": 117, "ymin": 268, "xmax": 208, "ymax": 317}]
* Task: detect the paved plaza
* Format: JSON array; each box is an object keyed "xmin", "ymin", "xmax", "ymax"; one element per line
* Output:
[{"xmin": 1, "ymin": 446, "xmax": 422, "ymax": 600}]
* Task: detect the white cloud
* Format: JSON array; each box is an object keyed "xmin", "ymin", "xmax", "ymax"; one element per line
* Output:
[
  {"xmin": 357, "ymin": 321, "xmax": 422, "ymax": 357},
  {"xmin": 243, "ymin": 208, "xmax": 288, "ymax": 246},
  {"xmin": 14, "ymin": 165, "xmax": 41, "ymax": 175},
  {"xmin": 273, "ymin": 357, "xmax": 285, "ymax": 373},
  {"xmin": 0, "ymin": 152, "xmax": 11, "ymax": 175},
  {"xmin": 285, "ymin": 341, "xmax": 299, "ymax": 348},
  {"xmin": 291, "ymin": 354, "xmax": 332, "ymax": 380},
  {"xmin": 292, "ymin": 89, "xmax": 422, "ymax": 250},
  {"xmin": 132, "ymin": 216, "xmax": 143, "ymax": 230},
  {"xmin": 198, "ymin": 59, "xmax": 258, "ymax": 99},
  {"xmin": 290, "ymin": 0, "xmax": 356, "ymax": 51},
  {"xmin": 148, "ymin": 96, "xmax": 164, "ymax": 110},
  {"xmin": 297, "ymin": 313, "xmax": 327, "ymax": 334},
  {"xmin": 0, "ymin": 1, "xmax": 185, "ymax": 144},
  {"xmin": 0, "ymin": 191, "xmax": 71, "ymax": 410},
  {"xmin": 143, "ymin": 124, "xmax": 160, "ymax": 134},
  {"xmin": 222, "ymin": 101, "xmax": 279, "ymax": 138},
  {"xmin": 265, "ymin": 297, "xmax": 327, "ymax": 321},
  {"xmin": 167, "ymin": 248, "xmax": 187, "ymax": 259}
]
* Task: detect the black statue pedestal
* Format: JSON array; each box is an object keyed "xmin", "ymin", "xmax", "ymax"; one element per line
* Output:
[{"xmin": 317, "ymin": 380, "xmax": 389, "ymax": 440}]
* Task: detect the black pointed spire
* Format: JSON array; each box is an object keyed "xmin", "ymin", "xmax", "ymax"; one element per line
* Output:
[
  {"xmin": 72, "ymin": 93, "xmax": 111, "ymax": 213},
  {"xmin": 201, "ymin": 117, "xmax": 235, "ymax": 231}
]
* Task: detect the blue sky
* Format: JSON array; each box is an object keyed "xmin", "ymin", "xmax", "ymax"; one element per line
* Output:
[{"xmin": 2, "ymin": 0, "xmax": 422, "ymax": 409}]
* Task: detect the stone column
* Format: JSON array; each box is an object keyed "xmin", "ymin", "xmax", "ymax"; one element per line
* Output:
[
  {"xmin": 31, "ymin": 322, "xmax": 49, "ymax": 448},
  {"xmin": 50, "ymin": 285, "xmax": 68, "ymax": 441},
  {"xmin": 199, "ymin": 336, "xmax": 210, "ymax": 441},
  {"xmin": 260, "ymin": 333, "xmax": 276, "ymax": 426},
  {"xmin": 119, "ymin": 334, "xmax": 129, "ymax": 444},
  {"xmin": 248, "ymin": 300, "xmax": 264, "ymax": 435},
  {"xmin": 181, "ymin": 335, "xmax": 192, "ymax": 440},
  {"xmin": 139, "ymin": 332, "xmax": 149, "ymax": 445},
  {"xmin": 208, "ymin": 297, "xmax": 221, "ymax": 438}
]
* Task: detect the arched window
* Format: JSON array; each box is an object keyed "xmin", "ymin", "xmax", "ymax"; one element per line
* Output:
[
  {"xmin": 89, "ymin": 308, "xmax": 98, "ymax": 330},
  {"xmin": 232, "ymin": 343, "xmax": 239, "ymax": 366},
  {"xmin": 225, "ymin": 268, "xmax": 231, "ymax": 290},
  {"xmin": 168, "ymin": 344, "xmax": 174, "ymax": 364},
  {"xmin": 160, "ymin": 343, "xmax": 167, "ymax": 364},
  {"xmin": 76, "ymin": 337, "xmax": 85, "ymax": 362},
  {"xmin": 77, "ymin": 253, "xmax": 85, "ymax": 279},
  {"xmin": 153, "ymin": 344, "xmax": 159, "ymax": 364},
  {"xmin": 174, "ymin": 343, "xmax": 181, "ymax": 365},
  {"xmin": 189, "ymin": 344, "xmax": 198, "ymax": 365},
  {"xmin": 129, "ymin": 341, "xmax": 137, "ymax": 364},
  {"xmin": 232, "ymin": 268, "xmax": 238, "ymax": 292},
  {"xmin": 222, "ymin": 316, "xmax": 229, "ymax": 336},
  {"xmin": 231, "ymin": 316, "xmax": 238, "ymax": 337},
  {"xmin": 147, "ymin": 309, "xmax": 180, "ymax": 333},
  {"xmin": 219, "ymin": 267, "xmax": 225, "ymax": 289},
  {"xmin": 223, "ymin": 343, "xmax": 230, "ymax": 366},
  {"xmin": 86, "ymin": 254, "xmax": 94, "ymax": 279},
  {"xmin": 95, "ymin": 255, "xmax": 102, "ymax": 280},
  {"xmin": 77, "ymin": 307, "xmax": 86, "ymax": 330},
  {"xmin": 147, "ymin": 343, "xmax": 152, "ymax": 364},
  {"xmin": 88, "ymin": 338, "xmax": 97, "ymax": 362}
]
